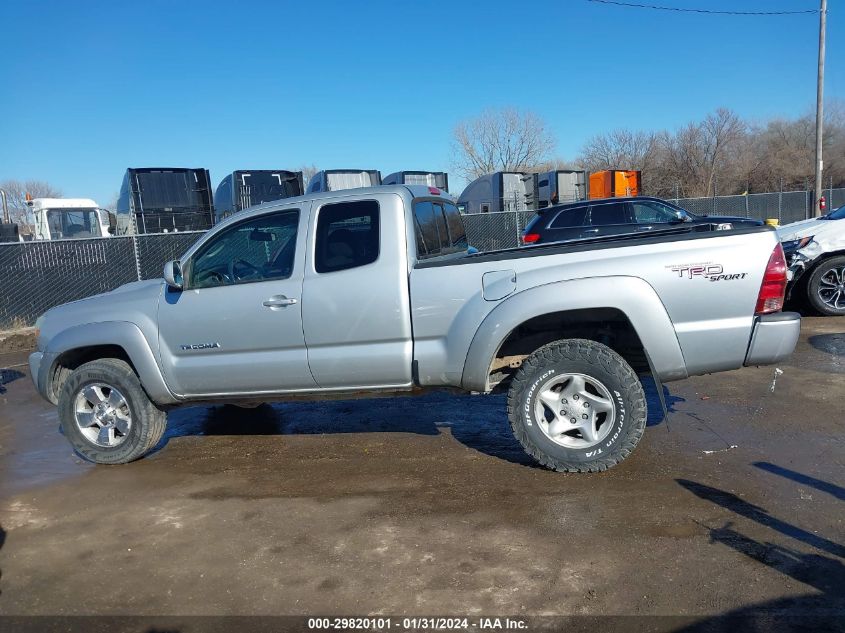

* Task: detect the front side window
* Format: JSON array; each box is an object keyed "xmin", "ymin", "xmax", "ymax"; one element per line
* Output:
[
  {"xmin": 550, "ymin": 206, "xmax": 588, "ymax": 229},
  {"xmin": 315, "ymin": 200, "xmax": 380, "ymax": 273},
  {"xmin": 190, "ymin": 210, "xmax": 299, "ymax": 289},
  {"xmin": 589, "ymin": 203, "xmax": 629, "ymax": 226},
  {"xmin": 631, "ymin": 200, "xmax": 678, "ymax": 224}
]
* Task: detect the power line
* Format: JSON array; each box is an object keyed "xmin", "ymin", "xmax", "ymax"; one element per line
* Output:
[{"xmin": 586, "ymin": 0, "xmax": 818, "ymax": 15}]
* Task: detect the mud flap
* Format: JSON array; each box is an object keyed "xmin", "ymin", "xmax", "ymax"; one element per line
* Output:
[{"xmin": 645, "ymin": 350, "xmax": 668, "ymax": 425}]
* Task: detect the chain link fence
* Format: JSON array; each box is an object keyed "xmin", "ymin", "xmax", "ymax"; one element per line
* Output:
[
  {"xmin": 2, "ymin": 185, "xmax": 844, "ymax": 330},
  {"xmin": 0, "ymin": 231, "xmax": 204, "ymax": 329},
  {"xmin": 671, "ymin": 187, "xmax": 845, "ymax": 224}
]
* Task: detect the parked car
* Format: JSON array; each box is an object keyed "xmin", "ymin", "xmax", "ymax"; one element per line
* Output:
[
  {"xmin": 778, "ymin": 203, "xmax": 845, "ymax": 315},
  {"xmin": 30, "ymin": 185, "xmax": 797, "ymax": 472},
  {"xmin": 521, "ymin": 196, "xmax": 764, "ymax": 244}
]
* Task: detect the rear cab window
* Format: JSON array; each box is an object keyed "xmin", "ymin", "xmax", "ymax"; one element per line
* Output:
[
  {"xmin": 413, "ymin": 199, "xmax": 467, "ymax": 260},
  {"xmin": 315, "ymin": 200, "xmax": 380, "ymax": 273}
]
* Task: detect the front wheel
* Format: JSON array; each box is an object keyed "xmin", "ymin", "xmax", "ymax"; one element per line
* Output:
[
  {"xmin": 507, "ymin": 339, "xmax": 646, "ymax": 473},
  {"xmin": 806, "ymin": 255, "xmax": 845, "ymax": 316},
  {"xmin": 58, "ymin": 358, "xmax": 167, "ymax": 464}
]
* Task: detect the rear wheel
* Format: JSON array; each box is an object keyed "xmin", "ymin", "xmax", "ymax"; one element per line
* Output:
[
  {"xmin": 806, "ymin": 255, "xmax": 845, "ymax": 316},
  {"xmin": 507, "ymin": 339, "xmax": 646, "ymax": 473},
  {"xmin": 58, "ymin": 358, "xmax": 167, "ymax": 464}
]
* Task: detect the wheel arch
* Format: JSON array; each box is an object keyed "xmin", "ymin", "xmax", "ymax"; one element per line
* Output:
[
  {"xmin": 460, "ymin": 276, "xmax": 688, "ymax": 392},
  {"xmin": 42, "ymin": 322, "xmax": 176, "ymax": 405}
]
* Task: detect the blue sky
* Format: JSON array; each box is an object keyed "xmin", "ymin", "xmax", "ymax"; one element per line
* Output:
[{"xmin": 1, "ymin": 0, "xmax": 840, "ymax": 202}]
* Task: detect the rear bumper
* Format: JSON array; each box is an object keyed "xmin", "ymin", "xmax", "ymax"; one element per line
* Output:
[{"xmin": 744, "ymin": 312, "xmax": 801, "ymax": 366}]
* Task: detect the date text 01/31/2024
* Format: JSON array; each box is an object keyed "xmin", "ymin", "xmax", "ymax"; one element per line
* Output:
[{"xmin": 307, "ymin": 617, "xmax": 528, "ymax": 630}]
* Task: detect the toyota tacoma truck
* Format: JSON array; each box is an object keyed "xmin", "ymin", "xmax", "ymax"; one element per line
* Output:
[{"xmin": 29, "ymin": 185, "xmax": 801, "ymax": 472}]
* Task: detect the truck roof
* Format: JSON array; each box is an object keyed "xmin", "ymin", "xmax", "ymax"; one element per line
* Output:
[
  {"xmin": 210, "ymin": 185, "xmax": 448, "ymax": 230},
  {"xmin": 28, "ymin": 198, "xmax": 99, "ymax": 211}
]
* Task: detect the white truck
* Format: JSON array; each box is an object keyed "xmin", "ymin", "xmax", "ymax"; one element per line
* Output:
[{"xmin": 29, "ymin": 198, "xmax": 113, "ymax": 241}]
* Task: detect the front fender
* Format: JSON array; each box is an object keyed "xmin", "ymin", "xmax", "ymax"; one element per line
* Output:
[
  {"xmin": 460, "ymin": 276, "xmax": 688, "ymax": 392},
  {"xmin": 40, "ymin": 321, "xmax": 176, "ymax": 405}
]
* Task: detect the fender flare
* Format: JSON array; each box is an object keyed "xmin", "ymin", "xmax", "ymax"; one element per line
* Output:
[
  {"xmin": 41, "ymin": 321, "xmax": 177, "ymax": 405},
  {"xmin": 460, "ymin": 276, "xmax": 688, "ymax": 392}
]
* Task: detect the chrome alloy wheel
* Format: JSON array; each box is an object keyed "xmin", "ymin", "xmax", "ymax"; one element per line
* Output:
[
  {"xmin": 74, "ymin": 383, "xmax": 132, "ymax": 447},
  {"xmin": 533, "ymin": 373, "xmax": 615, "ymax": 449},
  {"xmin": 818, "ymin": 265, "xmax": 845, "ymax": 311}
]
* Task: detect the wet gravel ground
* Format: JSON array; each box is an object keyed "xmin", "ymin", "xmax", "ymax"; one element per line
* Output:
[{"xmin": 0, "ymin": 317, "xmax": 842, "ymax": 624}]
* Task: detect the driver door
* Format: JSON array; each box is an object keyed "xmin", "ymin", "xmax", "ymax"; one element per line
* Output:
[{"xmin": 157, "ymin": 205, "xmax": 316, "ymax": 396}]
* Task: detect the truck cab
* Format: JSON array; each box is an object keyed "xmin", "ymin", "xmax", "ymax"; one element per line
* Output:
[{"xmin": 29, "ymin": 198, "xmax": 111, "ymax": 240}]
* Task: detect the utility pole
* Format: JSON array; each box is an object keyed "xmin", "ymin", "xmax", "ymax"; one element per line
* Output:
[{"xmin": 813, "ymin": 0, "xmax": 827, "ymax": 217}]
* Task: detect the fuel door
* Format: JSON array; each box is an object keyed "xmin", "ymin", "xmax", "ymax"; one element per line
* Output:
[{"xmin": 482, "ymin": 269, "xmax": 517, "ymax": 301}]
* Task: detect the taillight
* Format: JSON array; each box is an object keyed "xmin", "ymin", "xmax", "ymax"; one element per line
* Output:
[
  {"xmin": 522, "ymin": 233, "xmax": 540, "ymax": 244},
  {"xmin": 755, "ymin": 243, "xmax": 787, "ymax": 314}
]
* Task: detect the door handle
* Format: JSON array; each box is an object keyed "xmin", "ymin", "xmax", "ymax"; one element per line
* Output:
[
  {"xmin": 583, "ymin": 228, "xmax": 599, "ymax": 234},
  {"xmin": 263, "ymin": 295, "xmax": 298, "ymax": 308}
]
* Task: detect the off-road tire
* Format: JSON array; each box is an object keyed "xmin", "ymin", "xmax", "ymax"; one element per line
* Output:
[
  {"xmin": 806, "ymin": 255, "xmax": 845, "ymax": 316},
  {"xmin": 507, "ymin": 339, "xmax": 646, "ymax": 473},
  {"xmin": 58, "ymin": 358, "xmax": 167, "ymax": 464}
]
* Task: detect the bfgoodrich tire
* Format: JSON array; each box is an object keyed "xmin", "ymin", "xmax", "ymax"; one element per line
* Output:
[
  {"xmin": 806, "ymin": 255, "xmax": 845, "ymax": 316},
  {"xmin": 58, "ymin": 358, "xmax": 167, "ymax": 464},
  {"xmin": 507, "ymin": 339, "xmax": 646, "ymax": 473}
]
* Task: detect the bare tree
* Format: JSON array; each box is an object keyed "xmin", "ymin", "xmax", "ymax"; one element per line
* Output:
[
  {"xmin": 528, "ymin": 157, "xmax": 579, "ymax": 173},
  {"xmin": 295, "ymin": 164, "xmax": 319, "ymax": 187},
  {"xmin": 574, "ymin": 105, "xmax": 845, "ymax": 198},
  {"xmin": 642, "ymin": 108, "xmax": 748, "ymax": 197},
  {"xmin": 102, "ymin": 192, "xmax": 120, "ymax": 212},
  {"xmin": 452, "ymin": 108, "xmax": 556, "ymax": 180},
  {"xmin": 578, "ymin": 129, "xmax": 659, "ymax": 173},
  {"xmin": 0, "ymin": 179, "xmax": 62, "ymax": 229}
]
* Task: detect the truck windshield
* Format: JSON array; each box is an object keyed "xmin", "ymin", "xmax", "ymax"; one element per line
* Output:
[{"xmin": 46, "ymin": 209, "xmax": 102, "ymax": 239}]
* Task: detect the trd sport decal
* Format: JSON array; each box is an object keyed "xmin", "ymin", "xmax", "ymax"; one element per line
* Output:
[{"xmin": 667, "ymin": 263, "xmax": 748, "ymax": 282}]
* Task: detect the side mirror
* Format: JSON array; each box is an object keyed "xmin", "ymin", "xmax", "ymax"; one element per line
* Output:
[
  {"xmin": 163, "ymin": 260, "xmax": 183, "ymax": 290},
  {"xmin": 108, "ymin": 212, "xmax": 117, "ymax": 234}
]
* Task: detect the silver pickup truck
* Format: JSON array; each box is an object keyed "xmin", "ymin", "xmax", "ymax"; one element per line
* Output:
[{"xmin": 29, "ymin": 185, "xmax": 801, "ymax": 472}]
